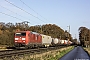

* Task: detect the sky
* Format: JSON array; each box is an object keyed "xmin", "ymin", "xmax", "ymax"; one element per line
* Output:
[{"xmin": 0, "ymin": 0, "xmax": 90, "ymax": 40}]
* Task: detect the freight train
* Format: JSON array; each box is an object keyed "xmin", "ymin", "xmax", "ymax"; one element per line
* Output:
[
  {"xmin": 51, "ymin": 38, "xmax": 72, "ymax": 46},
  {"xmin": 14, "ymin": 31, "xmax": 72, "ymax": 49}
]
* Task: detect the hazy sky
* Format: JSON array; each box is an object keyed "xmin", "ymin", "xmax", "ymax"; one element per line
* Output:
[{"xmin": 0, "ymin": 0, "xmax": 90, "ymax": 39}]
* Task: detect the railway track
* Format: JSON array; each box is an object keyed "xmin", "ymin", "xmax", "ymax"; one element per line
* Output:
[{"xmin": 0, "ymin": 46, "xmax": 66, "ymax": 59}]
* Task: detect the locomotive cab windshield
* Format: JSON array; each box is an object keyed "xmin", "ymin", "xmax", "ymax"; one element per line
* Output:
[
  {"xmin": 15, "ymin": 32, "xmax": 26, "ymax": 36},
  {"xmin": 15, "ymin": 32, "xmax": 26, "ymax": 43}
]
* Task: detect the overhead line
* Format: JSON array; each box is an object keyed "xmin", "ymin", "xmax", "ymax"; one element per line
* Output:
[
  {"xmin": 4, "ymin": 0, "xmax": 46, "ymax": 23},
  {"xmin": 0, "ymin": 5, "xmax": 23, "ymax": 18},
  {"xmin": 20, "ymin": 0, "xmax": 48, "ymax": 21},
  {"xmin": 20, "ymin": 0, "xmax": 37, "ymax": 14},
  {"xmin": 0, "ymin": 5, "xmax": 39, "ymax": 24},
  {"xmin": 0, "ymin": 12, "xmax": 34, "ymax": 25},
  {"xmin": 0, "ymin": 12, "xmax": 22, "ymax": 21}
]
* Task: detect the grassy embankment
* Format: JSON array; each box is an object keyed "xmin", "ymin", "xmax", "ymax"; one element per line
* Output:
[
  {"xmin": 84, "ymin": 47, "xmax": 90, "ymax": 56},
  {"xmin": 3, "ymin": 46, "xmax": 74, "ymax": 60}
]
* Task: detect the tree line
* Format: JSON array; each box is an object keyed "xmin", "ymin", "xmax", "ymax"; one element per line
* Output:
[
  {"xmin": 79, "ymin": 27, "xmax": 90, "ymax": 47},
  {"xmin": 0, "ymin": 21, "xmax": 73, "ymax": 46}
]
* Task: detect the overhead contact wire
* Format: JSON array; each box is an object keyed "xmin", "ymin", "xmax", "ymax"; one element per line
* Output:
[
  {"xmin": 4, "ymin": 0, "xmax": 45, "ymax": 23},
  {"xmin": 0, "ymin": 12, "xmax": 22, "ymax": 21},
  {"xmin": 0, "ymin": 5, "xmax": 39, "ymax": 24},
  {"xmin": 20, "ymin": 0, "xmax": 48, "ymax": 22}
]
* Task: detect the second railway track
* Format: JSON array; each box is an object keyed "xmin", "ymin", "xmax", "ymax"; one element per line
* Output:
[{"xmin": 0, "ymin": 46, "xmax": 66, "ymax": 59}]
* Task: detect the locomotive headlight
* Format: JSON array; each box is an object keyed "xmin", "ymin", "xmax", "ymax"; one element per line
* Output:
[
  {"xmin": 15, "ymin": 41, "xmax": 17, "ymax": 42},
  {"xmin": 23, "ymin": 41, "xmax": 25, "ymax": 42},
  {"xmin": 22, "ymin": 38, "xmax": 26, "ymax": 40},
  {"xmin": 15, "ymin": 38, "xmax": 18, "ymax": 40}
]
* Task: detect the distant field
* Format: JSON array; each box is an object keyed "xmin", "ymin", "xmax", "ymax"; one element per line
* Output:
[
  {"xmin": 0, "ymin": 45, "xmax": 7, "ymax": 49},
  {"xmin": 0, "ymin": 45, "xmax": 7, "ymax": 50}
]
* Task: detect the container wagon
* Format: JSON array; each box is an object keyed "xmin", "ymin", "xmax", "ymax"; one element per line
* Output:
[
  {"xmin": 52, "ymin": 38, "xmax": 58, "ymax": 46},
  {"xmin": 41, "ymin": 34, "xmax": 52, "ymax": 47}
]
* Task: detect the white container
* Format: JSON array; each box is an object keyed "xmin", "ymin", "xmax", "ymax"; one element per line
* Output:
[
  {"xmin": 60, "ymin": 40, "xmax": 65, "ymax": 44},
  {"xmin": 52, "ymin": 38, "xmax": 58, "ymax": 44},
  {"xmin": 41, "ymin": 34, "xmax": 52, "ymax": 47}
]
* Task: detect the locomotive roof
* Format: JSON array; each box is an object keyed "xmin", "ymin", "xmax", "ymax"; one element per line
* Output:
[
  {"xmin": 16, "ymin": 31, "xmax": 30, "ymax": 32},
  {"xmin": 40, "ymin": 34, "xmax": 51, "ymax": 37},
  {"xmin": 15, "ymin": 31, "xmax": 33, "ymax": 34},
  {"xmin": 31, "ymin": 32, "xmax": 40, "ymax": 35}
]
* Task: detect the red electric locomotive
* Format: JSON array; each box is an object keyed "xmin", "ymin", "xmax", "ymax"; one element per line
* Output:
[{"xmin": 14, "ymin": 31, "xmax": 42, "ymax": 48}]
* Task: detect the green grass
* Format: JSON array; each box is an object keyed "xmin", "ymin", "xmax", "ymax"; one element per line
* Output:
[
  {"xmin": 47, "ymin": 46, "xmax": 74, "ymax": 60},
  {"xmin": 83, "ymin": 47, "xmax": 90, "ymax": 55}
]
